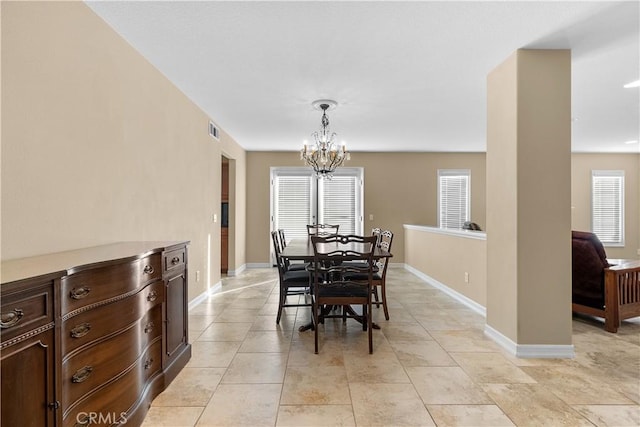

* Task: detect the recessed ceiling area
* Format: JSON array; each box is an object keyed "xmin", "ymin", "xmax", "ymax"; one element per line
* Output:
[{"xmin": 86, "ymin": 1, "xmax": 639, "ymax": 153}]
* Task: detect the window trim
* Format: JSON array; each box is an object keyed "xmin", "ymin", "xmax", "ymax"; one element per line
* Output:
[{"xmin": 591, "ymin": 170, "xmax": 625, "ymax": 247}]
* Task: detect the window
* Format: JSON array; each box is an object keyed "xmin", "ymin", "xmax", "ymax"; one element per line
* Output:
[
  {"xmin": 273, "ymin": 172, "xmax": 314, "ymax": 242},
  {"xmin": 271, "ymin": 167, "xmax": 363, "ymax": 242},
  {"xmin": 438, "ymin": 169, "xmax": 470, "ymax": 229},
  {"xmin": 592, "ymin": 170, "xmax": 624, "ymax": 246},
  {"xmin": 319, "ymin": 175, "xmax": 360, "ymax": 235}
]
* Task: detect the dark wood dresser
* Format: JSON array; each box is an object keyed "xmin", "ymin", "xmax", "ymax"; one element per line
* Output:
[{"xmin": 0, "ymin": 241, "xmax": 191, "ymax": 427}]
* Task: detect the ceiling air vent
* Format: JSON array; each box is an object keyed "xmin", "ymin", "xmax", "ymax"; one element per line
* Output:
[{"xmin": 208, "ymin": 121, "xmax": 220, "ymax": 141}]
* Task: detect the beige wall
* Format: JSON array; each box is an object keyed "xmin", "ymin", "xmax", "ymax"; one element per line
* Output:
[
  {"xmin": 247, "ymin": 150, "xmax": 638, "ymax": 269},
  {"xmin": 246, "ymin": 151, "xmax": 487, "ymax": 264},
  {"xmin": 1, "ymin": 2, "xmax": 246, "ymax": 302},
  {"xmin": 405, "ymin": 226, "xmax": 487, "ymax": 307},
  {"xmin": 571, "ymin": 153, "xmax": 640, "ymax": 260}
]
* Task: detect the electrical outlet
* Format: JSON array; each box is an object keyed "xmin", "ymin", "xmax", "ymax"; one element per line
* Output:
[
  {"xmin": 464, "ymin": 272, "xmax": 469, "ymax": 283},
  {"xmin": 213, "ymin": 214, "xmax": 217, "ymax": 223},
  {"xmin": 369, "ymin": 214, "xmax": 374, "ymax": 221},
  {"xmin": 196, "ymin": 270, "xmax": 201, "ymax": 282},
  {"xmin": 637, "ymin": 248, "xmax": 640, "ymax": 256}
]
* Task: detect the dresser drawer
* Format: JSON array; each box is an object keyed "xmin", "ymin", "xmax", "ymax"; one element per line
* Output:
[
  {"xmin": 61, "ymin": 254, "xmax": 161, "ymax": 315},
  {"xmin": 164, "ymin": 247, "xmax": 186, "ymax": 273},
  {"xmin": 63, "ymin": 339, "xmax": 162, "ymax": 427},
  {"xmin": 141, "ymin": 333, "xmax": 163, "ymax": 381},
  {"xmin": 62, "ymin": 305, "xmax": 162, "ymax": 409},
  {"xmin": 62, "ymin": 281, "xmax": 163, "ymax": 356},
  {"xmin": 1, "ymin": 281, "xmax": 54, "ymax": 345}
]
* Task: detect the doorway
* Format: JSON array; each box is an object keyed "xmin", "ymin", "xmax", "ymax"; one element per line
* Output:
[{"xmin": 221, "ymin": 156, "xmax": 229, "ymax": 274}]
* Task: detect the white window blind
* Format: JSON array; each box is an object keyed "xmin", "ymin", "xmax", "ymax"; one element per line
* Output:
[
  {"xmin": 438, "ymin": 169, "xmax": 470, "ymax": 229},
  {"xmin": 271, "ymin": 168, "xmax": 364, "ymax": 247},
  {"xmin": 319, "ymin": 175, "xmax": 361, "ymax": 235},
  {"xmin": 274, "ymin": 174, "xmax": 313, "ymax": 242},
  {"xmin": 592, "ymin": 170, "xmax": 624, "ymax": 246}
]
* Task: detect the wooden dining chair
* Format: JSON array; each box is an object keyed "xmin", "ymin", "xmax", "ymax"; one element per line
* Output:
[
  {"xmin": 341, "ymin": 227, "xmax": 381, "ymax": 268},
  {"xmin": 373, "ymin": 230, "xmax": 393, "ymax": 320},
  {"xmin": 277, "ymin": 228, "xmax": 306, "ymax": 271},
  {"xmin": 278, "ymin": 229, "xmax": 288, "ymax": 248},
  {"xmin": 271, "ymin": 231, "xmax": 311, "ymax": 324},
  {"xmin": 344, "ymin": 229, "xmax": 394, "ymax": 320},
  {"xmin": 372, "ymin": 227, "xmax": 382, "ymax": 246},
  {"xmin": 307, "ymin": 224, "xmax": 340, "ymax": 236},
  {"xmin": 310, "ymin": 234, "xmax": 377, "ymax": 354}
]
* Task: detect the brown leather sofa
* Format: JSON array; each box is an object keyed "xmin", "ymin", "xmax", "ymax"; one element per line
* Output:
[{"xmin": 572, "ymin": 230, "xmax": 640, "ymax": 332}]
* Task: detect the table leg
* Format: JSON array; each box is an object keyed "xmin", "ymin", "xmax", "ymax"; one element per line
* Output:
[
  {"xmin": 342, "ymin": 305, "xmax": 380, "ymax": 330},
  {"xmin": 298, "ymin": 305, "xmax": 380, "ymax": 331}
]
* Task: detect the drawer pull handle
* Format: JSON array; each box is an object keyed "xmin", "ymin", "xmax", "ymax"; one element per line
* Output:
[
  {"xmin": 70, "ymin": 323, "xmax": 91, "ymax": 339},
  {"xmin": 144, "ymin": 322, "xmax": 155, "ymax": 333},
  {"xmin": 147, "ymin": 290, "xmax": 158, "ymax": 302},
  {"xmin": 72, "ymin": 366, "xmax": 93, "ymax": 383},
  {"xmin": 143, "ymin": 264, "xmax": 155, "ymax": 274},
  {"xmin": 144, "ymin": 358, "xmax": 154, "ymax": 370},
  {"xmin": 171, "ymin": 256, "xmax": 181, "ymax": 265},
  {"xmin": 0, "ymin": 308, "xmax": 24, "ymax": 329},
  {"xmin": 69, "ymin": 287, "xmax": 91, "ymax": 300}
]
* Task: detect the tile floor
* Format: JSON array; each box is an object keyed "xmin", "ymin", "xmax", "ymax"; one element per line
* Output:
[{"xmin": 142, "ymin": 267, "xmax": 640, "ymax": 427}]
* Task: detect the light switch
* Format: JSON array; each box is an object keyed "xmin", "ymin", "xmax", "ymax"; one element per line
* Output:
[
  {"xmin": 213, "ymin": 214, "xmax": 217, "ymax": 223},
  {"xmin": 369, "ymin": 214, "xmax": 374, "ymax": 221}
]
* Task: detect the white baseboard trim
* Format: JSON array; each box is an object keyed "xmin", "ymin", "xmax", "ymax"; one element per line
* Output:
[
  {"xmin": 227, "ymin": 264, "xmax": 246, "ymax": 276},
  {"xmin": 404, "ymin": 264, "xmax": 574, "ymax": 358},
  {"xmin": 404, "ymin": 264, "xmax": 486, "ymax": 317},
  {"xmin": 484, "ymin": 324, "xmax": 575, "ymax": 359},
  {"xmin": 246, "ymin": 263, "xmax": 272, "ymax": 269},
  {"xmin": 188, "ymin": 281, "xmax": 222, "ymax": 311}
]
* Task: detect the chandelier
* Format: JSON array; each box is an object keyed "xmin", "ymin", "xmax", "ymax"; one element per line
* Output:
[{"xmin": 300, "ymin": 99, "xmax": 350, "ymax": 179}]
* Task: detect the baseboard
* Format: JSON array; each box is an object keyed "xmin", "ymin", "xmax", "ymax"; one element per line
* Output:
[
  {"xmin": 227, "ymin": 264, "xmax": 246, "ymax": 276},
  {"xmin": 188, "ymin": 281, "xmax": 221, "ymax": 311},
  {"xmin": 404, "ymin": 264, "xmax": 486, "ymax": 317},
  {"xmin": 484, "ymin": 324, "xmax": 575, "ymax": 359},
  {"xmin": 405, "ymin": 264, "xmax": 574, "ymax": 358},
  {"xmin": 246, "ymin": 263, "xmax": 272, "ymax": 269},
  {"xmin": 389, "ymin": 262, "xmax": 406, "ymax": 269}
]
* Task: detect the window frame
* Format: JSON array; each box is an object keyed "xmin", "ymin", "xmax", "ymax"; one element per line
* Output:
[
  {"xmin": 591, "ymin": 170, "xmax": 625, "ymax": 247},
  {"xmin": 270, "ymin": 167, "xmax": 364, "ymax": 261},
  {"xmin": 437, "ymin": 169, "xmax": 471, "ymax": 229}
]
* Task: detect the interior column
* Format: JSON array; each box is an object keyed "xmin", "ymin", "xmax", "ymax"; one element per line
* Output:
[{"xmin": 486, "ymin": 49, "xmax": 573, "ymax": 357}]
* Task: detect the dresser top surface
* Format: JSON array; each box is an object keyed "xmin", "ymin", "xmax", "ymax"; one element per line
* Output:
[{"xmin": 1, "ymin": 241, "xmax": 189, "ymax": 285}]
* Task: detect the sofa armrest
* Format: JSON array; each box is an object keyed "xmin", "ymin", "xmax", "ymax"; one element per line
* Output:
[{"xmin": 604, "ymin": 260, "xmax": 640, "ymax": 332}]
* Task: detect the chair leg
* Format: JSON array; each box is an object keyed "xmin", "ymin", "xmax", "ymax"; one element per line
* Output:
[
  {"xmin": 373, "ymin": 286, "xmax": 380, "ymax": 307},
  {"xmin": 314, "ymin": 302, "xmax": 319, "ymax": 354},
  {"xmin": 381, "ymin": 281, "xmax": 389, "ymax": 321},
  {"xmin": 362, "ymin": 304, "xmax": 367, "ymax": 331},
  {"xmin": 367, "ymin": 302, "xmax": 373, "ymax": 354},
  {"xmin": 276, "ymin": 286, "xmax": 285, "ymax": 324}
]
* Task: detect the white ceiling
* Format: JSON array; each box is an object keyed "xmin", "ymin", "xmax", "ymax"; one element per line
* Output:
[{"xmin": 86, "ymin": 1, "xmax": 639, "ymax": 153}]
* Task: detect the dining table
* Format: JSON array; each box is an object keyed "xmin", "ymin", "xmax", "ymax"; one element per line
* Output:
[
  {"xmin": 280, "ymin": 237, "xmax": 393, "ymax": 332},
  {"xmin": 280, "ymin": 238, "xmax": 393, "ymax": 262}
]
